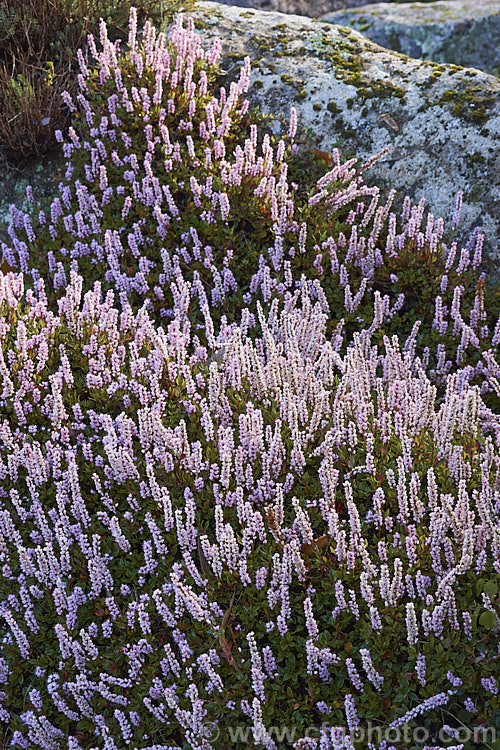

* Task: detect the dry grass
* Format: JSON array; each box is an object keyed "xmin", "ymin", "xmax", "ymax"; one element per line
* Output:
[
  {"xmin": 0, "ymin": 0, "xmax": 93, "ymax": 163},
  {"xmin": 0, "ymin": 56, "xmax": 75, "ymax": 162}
]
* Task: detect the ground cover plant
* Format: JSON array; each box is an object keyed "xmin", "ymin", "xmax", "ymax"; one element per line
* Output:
[{"xmin": 0, "ymin": 7, "xmax": 499, "ymax": 749}]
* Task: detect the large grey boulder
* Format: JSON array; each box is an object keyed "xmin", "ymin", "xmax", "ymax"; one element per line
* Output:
[
  {"xmin": 320, "ymin": 0, "xmax": 500, "ymax": 76},
  {"xmin": 189, "ymin": 1, "xmax": 500, "ymax": 260},
  {"xmin": 211, "ymin": 0, "xmax": 397, "ymax": 16}
]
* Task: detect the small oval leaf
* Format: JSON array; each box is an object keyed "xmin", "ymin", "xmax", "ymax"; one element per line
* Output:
[{"xmin": 479, "ymin": 611, "xmax": 498, "ymax": 629}]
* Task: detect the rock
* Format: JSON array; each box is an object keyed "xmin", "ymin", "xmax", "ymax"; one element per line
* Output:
[
  {"xmin": 320, "ymin": 0, "xmax": 500, "ymax": 76},
  {"xmin": 212, "ymin": 0, "xmax": 390, "ymax": 17},
  {"xmin": 188, "ymin": 1, "xmax": 500, "ymax": 261},
  {"xmin": 0, "ymin": 151, "xmax": 67, "ymax": 249}
]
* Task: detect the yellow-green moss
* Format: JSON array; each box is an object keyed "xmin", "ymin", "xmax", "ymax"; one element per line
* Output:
[
  {"xmin": 429, "ymin": 63, "xmax": 446, "ymax": 79},
  {"xmin": 191, "ymin": 4, "xmax": 223, "ymax": 29},
  {"xmin": 447, "ymin": 64, "xmax": 465, "ymax": 74},
  {"xmin": 438, "ymin": 86, "xmax": 496, "ymax": 125},
  {"xmin": 356, "ymin": 20, "xmax": 372, "ymax": 33},
  {"xmin": 294, "ymin": 88, "xmax": 308, "ymax": 102},
  {"xmin": 356, "ymin": 79, "xmax": 406, "ymax": 100},
  {"xmin": 305, "ymin": 32, "xmax": 407, "ymax": 103},
  {"xmin": 281, "ymin": 73, "xmax": 299, "ymax": 85}
]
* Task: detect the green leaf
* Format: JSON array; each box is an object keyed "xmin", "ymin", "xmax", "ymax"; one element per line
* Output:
[
  {"xmin": 479, "ymin": 611, "xmax": 498, "ymax": 629},
  {"xmin": 482, "ymin": 580, "xmax": 498, "ymax": 598}
]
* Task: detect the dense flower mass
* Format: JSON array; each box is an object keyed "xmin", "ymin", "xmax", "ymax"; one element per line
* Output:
[{"xmin": 0, "ymin": 7, "xmax": 499, "ymax": 750}]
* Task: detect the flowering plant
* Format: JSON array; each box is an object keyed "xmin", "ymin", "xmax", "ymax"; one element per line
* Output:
[{"xmin": 0, "ymin": 8, "xmax": 499, "ymax": 750}]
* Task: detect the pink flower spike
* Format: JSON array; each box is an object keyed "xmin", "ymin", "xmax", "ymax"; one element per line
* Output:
[
  {"xmin": 288, "ymin": 106, "xmax": 297, "ymax": 140},
  {"xmin": 128, "ymin": 6, "xmax": 138, "ymax": 51}
]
